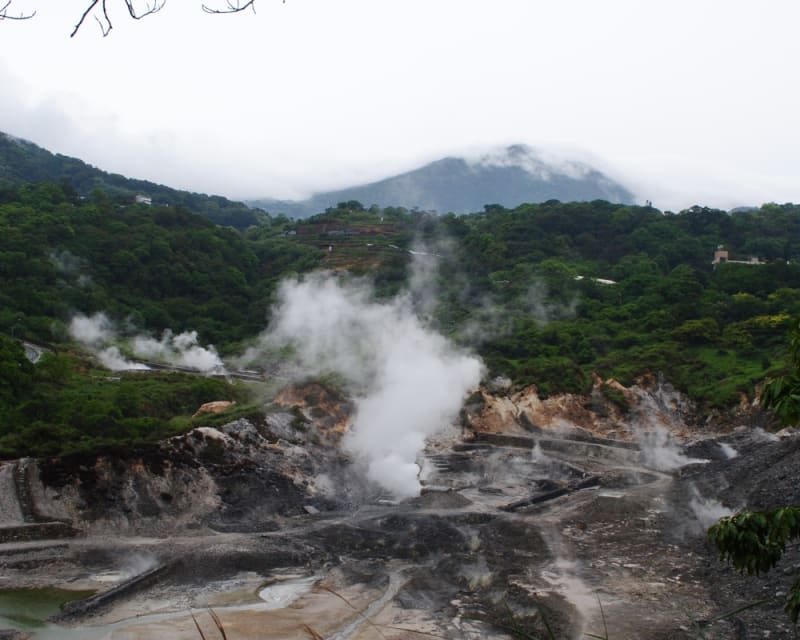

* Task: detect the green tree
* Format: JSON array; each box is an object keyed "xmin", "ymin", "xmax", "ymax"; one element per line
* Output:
[
  {"xmin": 709, "ymin": 507, "xmax": 800, "ymax": 623},
  {"xmin": 708, "ymin": 316, "xmax": 800, "ymax": 622},
  {"xmin": 759, "ymin": 316, "xmax": 800, "ymax": 425},
  {"xmin": 0, "ymin": 336, "xmax": 34, "ymax": 401},
  {"xmin": 670, "ymin": 318, "xmax": 719, "ymax": 344}
]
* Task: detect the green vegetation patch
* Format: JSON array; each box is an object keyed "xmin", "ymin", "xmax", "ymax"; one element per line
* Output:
[
  {"xmin": 4, "ymin": 184, "xmax": 800, "ymax": 432},
  {"xmin": 0, "ymin": 336, "xmax": 247, "ymax": 459}
]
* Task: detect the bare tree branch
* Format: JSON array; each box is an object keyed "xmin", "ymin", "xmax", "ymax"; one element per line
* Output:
[
  {"xmin": 71, "ymin": 0, "xmax": 165, "ymax": 37},
  {"xmin": 201, "ymin": 0, "xmax": 257, "ymax": 15},
  {"xmin": 71, "ymin": 0, "xmax": 101, "ymax": 37},
  {"xmin": 99, "ymin": 0, "xmax": 112, "ymax": 35},
  {"xmin": 123, "ymin": 0, "xmax": 166, "ymax": 21},
  {"xmin": 3, "ymin": 0, "xmax": 277, "ymax": 36},
  {"xmin": 0, "ymin": 0, "xmax": 36, "ymax": 21}
]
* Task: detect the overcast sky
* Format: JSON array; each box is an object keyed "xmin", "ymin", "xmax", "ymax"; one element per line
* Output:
[{"xmin": 1, "ymin": 0, "xmax": 798, "ymax": 211}]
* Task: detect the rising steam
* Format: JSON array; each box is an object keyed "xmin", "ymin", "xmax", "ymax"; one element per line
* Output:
[
  {"xmin": 68, "ymin": 312, "xmax": 222, "ymax": 372},
  {"xmin": 251, "ymin": 272, "xmax": 484, "ymax": 498},
  {"xmin": 69, "ymin": 312, "xmax": 149, "ymax": 371},
  {"xmin": 131, "ymin": 330, "xmax": 223, "ymax": 371},
  {"xmin": 637, "ymin": 426, "xmax": 707, "ymax": 471},
  {"xmin": 686, "ymin": 484, "xmax": 735, "ymax": 534}
]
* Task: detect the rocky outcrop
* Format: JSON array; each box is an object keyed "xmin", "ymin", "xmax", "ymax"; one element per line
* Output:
[
  {"xmin": 273, "ymin": 382, "xmax": 353, "ymax": 439},
  {"xmin": 0, "ymin": 459, "xmax": 80, "ymax": 543},
  {"xmin": 465, "ymin": 373, "xmax": 755, "ymax": 443},
  {"xmin": 10, "ymin": 377, "xmax": 768, "ymax": 540},
  {"xmin": 192, "ymin": 400, "xmax": 236, "ymax": 417},
  {"xmin": 16, "ymin": 383, "xmax": 366, "ymax": 537}
]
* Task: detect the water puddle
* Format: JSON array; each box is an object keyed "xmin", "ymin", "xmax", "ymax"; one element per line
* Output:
[
  {"xmin": 0, "ymin": 574, "xmax": 320, "ymax": 639},
  {"xmin": 0, "ymin": 587, "xmax": 95, "ymax": 628},
  {"xmin": 258, "ymin": 575, "xmax": 318, "ymax": 610}
]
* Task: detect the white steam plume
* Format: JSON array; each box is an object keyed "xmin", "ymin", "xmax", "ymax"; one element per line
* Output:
[
  {"xmin": 131, "ymin": 330, "xmax": 223, "ymax": 372},
  {"xmin": 638, "ymin": 426, "xmax": 707, "ymax": 471},
  {"xmin": 69, "ymin": 312, "xmax": 221, "ymax": 373},
  {"xmin": 69, "ymin": 312, "xmax": 148, "ymax": 371},
  {"xmin": 49, "ymin": 249, "xmax": 91, "ymax": 286},
  {"xmin": 257, "ymin": 272, "xmax": 484, "ymax": 498},
  {"xmin": 97, "ymin": 346, "xmax": 150, "ymax": 372},
  {"xmin": 69, "ymin": 312, "xmax": 115, "ymax": 347},
  {"xmin": 688, "ymin": 485, "xmax": 734, "ymax": 532},
  {"xmin": 718, "ymin": 442, "xmax": 739, "ymax": 459}
]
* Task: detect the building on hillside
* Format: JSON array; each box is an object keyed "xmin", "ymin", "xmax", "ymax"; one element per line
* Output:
[
  {"xmin": 135, "ymin": 194, "xmax": 153, "ymax": 205},
  {"xmin": 712, "ymin": 245, "xmax": 764, "ymax": 267},
  {"xmin": 712, "ymin": 246, "xmax": 729, "ymax": 265}
]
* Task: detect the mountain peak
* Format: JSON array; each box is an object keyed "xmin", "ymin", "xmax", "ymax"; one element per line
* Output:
[
  {"xmin": 468, "ymin": 144, "xmax": 600, "ymax": 182},
  {"xmin": 250, "ymin": 145, "xmax": 634, "ymax": 218}
]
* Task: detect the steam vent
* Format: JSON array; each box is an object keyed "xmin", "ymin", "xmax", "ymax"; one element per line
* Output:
[{"xmin": 1, "ymin": 371, "xmax": 798, "ymax": 639}]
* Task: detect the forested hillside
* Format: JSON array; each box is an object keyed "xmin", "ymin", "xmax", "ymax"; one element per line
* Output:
[
  {"xmin": 0, "ymin": 182, "xmax": 320, "ymax": 348},
  {"xmin": 293, "ymin": 200, "xmax": 800, "ymax": 405},
  {"xmin": 0, "ymin": 133, "xmax": 264, "ymax": 229},
  {"xmin": 2, "ymin": 183, "xmax": 800, "ymax": 457}
]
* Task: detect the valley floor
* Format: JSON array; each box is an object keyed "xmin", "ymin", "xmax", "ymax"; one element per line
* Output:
[{"xmin": 0, "ymin": 418, "xmax": 797, "ymax": 639}]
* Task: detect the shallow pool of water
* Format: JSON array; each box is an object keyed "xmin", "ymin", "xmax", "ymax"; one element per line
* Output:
[
  {"xmin": 0, "ymin": 587, "xmax": 95, "ymax": 628},
  {"xmin": 0, "ymin": 573, "xmax": 321, "ymax": 639}
]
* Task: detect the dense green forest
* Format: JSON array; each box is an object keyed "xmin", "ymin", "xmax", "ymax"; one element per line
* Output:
[
  {"xmin": 0, "ymin": 182, "xmax": 320, "ymax": 348},
  {"xmin": 0, "ymin": 334, "xmax": 250, "ymax": 457},
  {"xmin": 2, "ymin": 180, "xmax": 800, "ymax": 458},
  {"xmin": 0, "ymin": 133, "xmax": 264, "ymax": 229}
]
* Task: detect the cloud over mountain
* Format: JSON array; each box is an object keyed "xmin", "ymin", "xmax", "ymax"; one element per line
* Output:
[{"xmin": 250, "ymin": 145, "xmax": 635, "ymax": 218}]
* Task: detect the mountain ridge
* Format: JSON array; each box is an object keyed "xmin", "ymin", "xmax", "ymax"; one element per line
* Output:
[
  {"xmin": 1, "ymin": 132, "xmax": 635, "ymax": 223},
  {"xmin": 248, "ymin": 145, "xmax": 635, "ymax": 217},
  {"xmin": 0, "ymin": 132, "xmax": 263, "ymax": 229}
]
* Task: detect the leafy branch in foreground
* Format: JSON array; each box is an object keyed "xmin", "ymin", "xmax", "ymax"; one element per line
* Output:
[
  {"xmin": 760, "ymin": 316, "xmax": 800, "ymax": 427},
  {"xmin": 708, "ymin": 506, "xmax": 800, "ymax": 622}
]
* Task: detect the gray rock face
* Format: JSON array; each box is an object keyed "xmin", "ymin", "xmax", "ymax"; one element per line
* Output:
[
  {"xmin": 220, "ymin": 418, "xmax": 265, "ymax": 445},
  {"xmin": 18, "ymin": 403, "xmax": 360, "ymax": 536},
  {"xmin": 0, "ymin": 464, "xmax": 24, "ymax": 524},
  {"xmin": 262, "ymin": 412, "xmax": 303, "ymax": 443}
]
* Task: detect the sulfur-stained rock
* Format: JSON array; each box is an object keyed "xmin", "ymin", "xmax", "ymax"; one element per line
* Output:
[{"xmin": 193, "ymin": 400, "xmax": 236, "ymax": 417}]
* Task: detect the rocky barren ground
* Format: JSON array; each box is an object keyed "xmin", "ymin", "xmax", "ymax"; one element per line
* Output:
[{"xmin": 0, "ymin": 378, "xmax": 798, "ymax": 639}]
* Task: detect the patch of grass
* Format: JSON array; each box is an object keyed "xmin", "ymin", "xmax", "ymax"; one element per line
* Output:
[
  {"xmin": 599, "ymin": 383, "xmax": 630, "ymax": 414},
  {"xmin": 0, "ymin": 351, "xmax": 251, "ymax": 459},
  {"xmin": 678, "ymin": 346, "xmax": 778, "ymax": 409}
]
